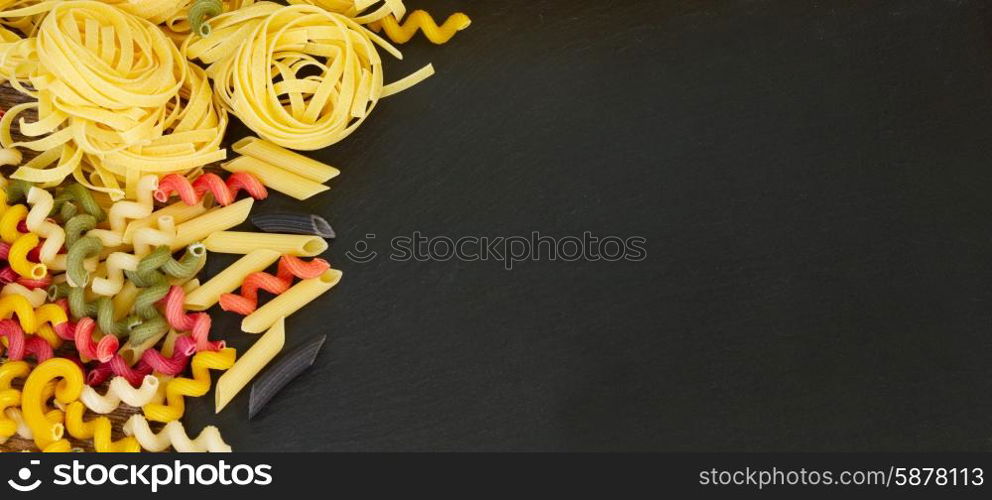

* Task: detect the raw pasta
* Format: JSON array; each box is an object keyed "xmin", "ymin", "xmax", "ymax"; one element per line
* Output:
[
  {"xmin": 215, "ymin": 317, "xmax": 284, "ymax": 412},
  {"xmin": 124, "ymin": 414, "xmax": 231, "ymax": 452},
  {"xmin": 222, "ymin": 156, "xmax": 329, "ymax": 200},
  {"xmin": 231, "ymin": 136, "xmax": 340, "ymax": 183},
  {"xmin": 184, "ymin": 249, "xmax": 280, "ymax": 311},
  {"xmin": 203, "ymin": 231, "xmax": 328, "ymax": 256},
  {"xmin": 241, "ymin": 269, "xmax": 342, "ymax": 333}
]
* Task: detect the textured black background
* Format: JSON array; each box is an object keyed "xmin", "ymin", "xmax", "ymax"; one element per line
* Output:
[{"xmin": 193, "ymin": 0, "xmax": 992, "ymax": 451}]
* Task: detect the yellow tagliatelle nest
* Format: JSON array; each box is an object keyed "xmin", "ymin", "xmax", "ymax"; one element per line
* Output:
[
  {"xmin": 185, "ymin": 1, "xmax": 432, "ymax": 150},
  {"xmin": 0, "ymin": 1, "xmax": 227, "ymax": 198}
]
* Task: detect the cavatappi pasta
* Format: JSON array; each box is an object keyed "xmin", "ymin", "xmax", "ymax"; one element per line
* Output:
[{"xmin": 0, "ymin": 0, "xmax": 464, "ymax": 453}]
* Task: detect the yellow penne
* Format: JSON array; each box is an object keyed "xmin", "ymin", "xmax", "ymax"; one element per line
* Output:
[
  {"xmin": 203, "ymin": 231, "xmax": 327, "ymax": 256},
  {"xmin": 185, "ymin": 249, "xmax": 281, "ymax": 311},
  {"xmin": 215, "ymin": 317, "xmax": 285, "ymax": 412},
  {"xmin": 242, "ymin": 269, "xmax": 342, "ymax": 333},
  {"xmin": 222, "ymin": 155, "xmax": 329, "ymax": 200},
  {"xmin": 122, "ymin": 199, "xmax": 208, "ymax": 245},
  {"xmin": 231, "ymin": 136, "xmax": 340, "ymax": 183},
  {"xmin": 171, "ymin": 198, "xmax": 254, "ymax": 249}
]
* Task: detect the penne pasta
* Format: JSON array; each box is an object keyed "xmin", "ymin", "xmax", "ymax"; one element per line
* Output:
[
  {"xmin": 222, "ymin": 155, "xmax": 329, "ymax": 200},
  {"xmin": 231, "ymin": 136, "xmax": 340, "ymax": 183},
  {"xmin": 203, "ymin": 231, "xmax": 327, "ymax": 257},
  {"xmin": 184, "ymin": 249, "xmax": 281, "ymax": 311},
  {"xmin": 215, "ymin": 317, "xmax": 285, "ymax": 412},
  {"xmin": 171, "ymin": 198, "xmax": 254, "ymax": 249},
  {"xmin": 241, "ymin": 269, "xmax": 342, "ymax": 333},
  {"xmin": 122, "ymin": 199, "xmax": 208, "ymax": 245}
]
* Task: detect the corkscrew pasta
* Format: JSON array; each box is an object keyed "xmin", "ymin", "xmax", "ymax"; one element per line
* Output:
[
  {"xmin": 368, "ymin": 10, "xmax": 471, "ymax": 45},
  {"xmin": 0, "ymin": 0, "xmax": 461, "ymax": 453},
  {"xmin": 80, "ymin": 375, "xmax": 162, "ymax": 414},
  {"xmin": 124, "ymin": 414, "xmax": 231, "ymax": 452},
  {"xmin": 143, "ymin": 347, "xmax": 236, "ymax": 423}
]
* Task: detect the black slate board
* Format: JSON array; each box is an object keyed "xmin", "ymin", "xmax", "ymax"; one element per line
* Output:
[{"xmin": 191, "ymin": 0, "xmax": 992, "ymax": 451}]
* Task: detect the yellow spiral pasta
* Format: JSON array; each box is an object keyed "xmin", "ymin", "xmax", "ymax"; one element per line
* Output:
[
  {"xmin": 124, "ymin": 414, "xmax": 231, "ymax": 452},
  {"xmin": 8, "ymin": 232, "xmax": 46, "ymax": 279},
  {"xmin": 0, "ymin": 203, "xmax": 27, "ymax": 243},
  {"xmin": 0, "ymin": 360, "xmax": 30, "ymax": 442},
  {"xmin": 368, "ymin": 10, "xmax": 471, "ymax": 45},
  {"xmin": 21, "ymin": 357, "xmax": 83, "ymax": 451},
  {"xmin": 186, "ymin": 2, "xmax": 433, "ymax": 150},
  {"xmin": 65, "ymin": 401, "xmax": 141, "ymax": 452},
  {"xmin": 143, "ymin": 347, "xmax": 235, "ymax": 423},
  {"xmin": 0, "ymin": 295, "xmax": 68, "ymax": 333}
]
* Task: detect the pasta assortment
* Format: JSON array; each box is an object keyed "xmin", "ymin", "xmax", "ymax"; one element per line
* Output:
[{"xmin": 0, "ymin": 0, "xmax": 468, "ymax": 453}]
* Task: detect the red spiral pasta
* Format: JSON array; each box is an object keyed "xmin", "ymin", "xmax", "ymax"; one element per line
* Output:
[
  {"xmin": 140, "ymin": 335, "xmax": 198, "ymax": 375},
  {"xmin": 219, "ymin": 255, "xmax": 330, "ymax": 314},
  {"xmin": 70, "ymin": 317, "xmax": 118, "ymax": 363},
  {"xmin": 161, "ymin": 286, "xmax": 225, "ymax": 352},
  {"xmin": 17, "ymin": 274, "xmax": 52, "ymax": 289},
  {"xmin": 0, "ymin": 266, "xmax": 16, "ymax": 284},
  {"xmin": 89, "ymin": 336, "xmax": 199, "ymax": 386},
  {"xmin": 154, "ymin": 172, "xmax": 268, "ymax": 206},
  {"xmin": 0, "ymin": 242, "xmax": 9, "ymax": 260},
  {"xmin": 0, "ymin": 319, "xmax": 53, "ymax": 362}
]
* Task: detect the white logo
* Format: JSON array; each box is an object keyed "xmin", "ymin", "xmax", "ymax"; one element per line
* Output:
[{"xmin": 8, "ymin": 460, "xmax": 41, "ymax": 492}]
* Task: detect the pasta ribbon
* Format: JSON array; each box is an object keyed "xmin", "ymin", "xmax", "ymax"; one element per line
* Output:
[
  {"xmin": 21, "ymin": 357, "xmax": 84, "ymax": 451},
  {"xmin": 286, "ymin": 0, "xmax": 406, "ymax": 24},
  {"xmin": 65, "ymin": 401, "xmax": 141, "ymax": 452},
  {"xmin": 142, "ymin": 347, "xmax": 235, "ymax": 423},
  {"xmin": 367, "ymin": 10, "xmax": 471, "ymax": 45},
  {"xmin": 0, "ymin": 3, "xmax": 228, "ymax": 198},
  {"xmin": 186, "ymin": 2, "xmax": 432, "ymax": 150},
  {"xmin": 124, "ymin": 414, "xmax": 231, "ymax": 452}
]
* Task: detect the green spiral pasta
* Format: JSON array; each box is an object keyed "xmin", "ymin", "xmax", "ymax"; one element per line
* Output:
[
  {"xmin": 5, "ymin": 179, "xmax": 32, "ymax": 203},
  {"xmin": 58, "ymin": 200, "xmax": 78, "ymax": 221},
  {"xmin": 128, "ymin": 316, "xmax": 169, "ymax": 346},
  {"xmin": 126, "ymin": 245, "xmax": 205, "ymax": 287},
  {"xmin": 64, "ymin": 214, "xmax": 97, "ymax": 248},
  {"xmin": 96, "ymin": 295, "xmax": 140, "ymax": 337},
  {"xmin": 160, "ymin": 243, "xmax": 206, "ymax": 280},
  {"xmin": 126, "ymin": 247, "xmax": 171, "ymax": 287},
  {"xmin": 67, "ymin": 235, "xmax": 102, "ymax": 287},
  {"xmin": 53, "ymin": 184, "xmax": 104, "ymax": 222},
  {"xmin": 66, "ymin": 286, "xmax": 95, "ymax": 318},
  {"xmin": 189, "ymin": 0, "xmax": 222, "ymax": 37},
  {"xmin": 134, "ymin": 283, "xmax": 170, "ymax": 319}
]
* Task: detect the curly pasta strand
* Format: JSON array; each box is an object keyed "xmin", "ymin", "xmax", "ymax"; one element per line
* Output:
[
  {"xmin": 220, "ymin": 255, "xmax": 329, "ymax": 314},
  {"xmin": 367, "ymin": 10, "xmax": 471, "ymax": 45},
  {"xmin": 0, "ymin": 360, "xmax": 29, "ymax": 442},
  {"xmin": 65, "ymin": 401, "xmax": 141, "ymax": 452},
  {"xmin": 155, "ymin": 172, "xmax": 267, "ymax": 206},
  {"xmin": 142, "ymin": 347, "xmax": 236, "ymax": 423},
  {"xmin": 25, "ymin": 186, "xmax": 65, "ymax": 264},
  {"xmin": 79, "ymin": 375, "xmax": 161, "ymax": 414},
  {"xmin": 21, "ymin": 358, "xmax": 84, "ymax": 451},
  {"xmin": 125, "ymin": 414, "xmax": 231, "ymax": 452}
]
